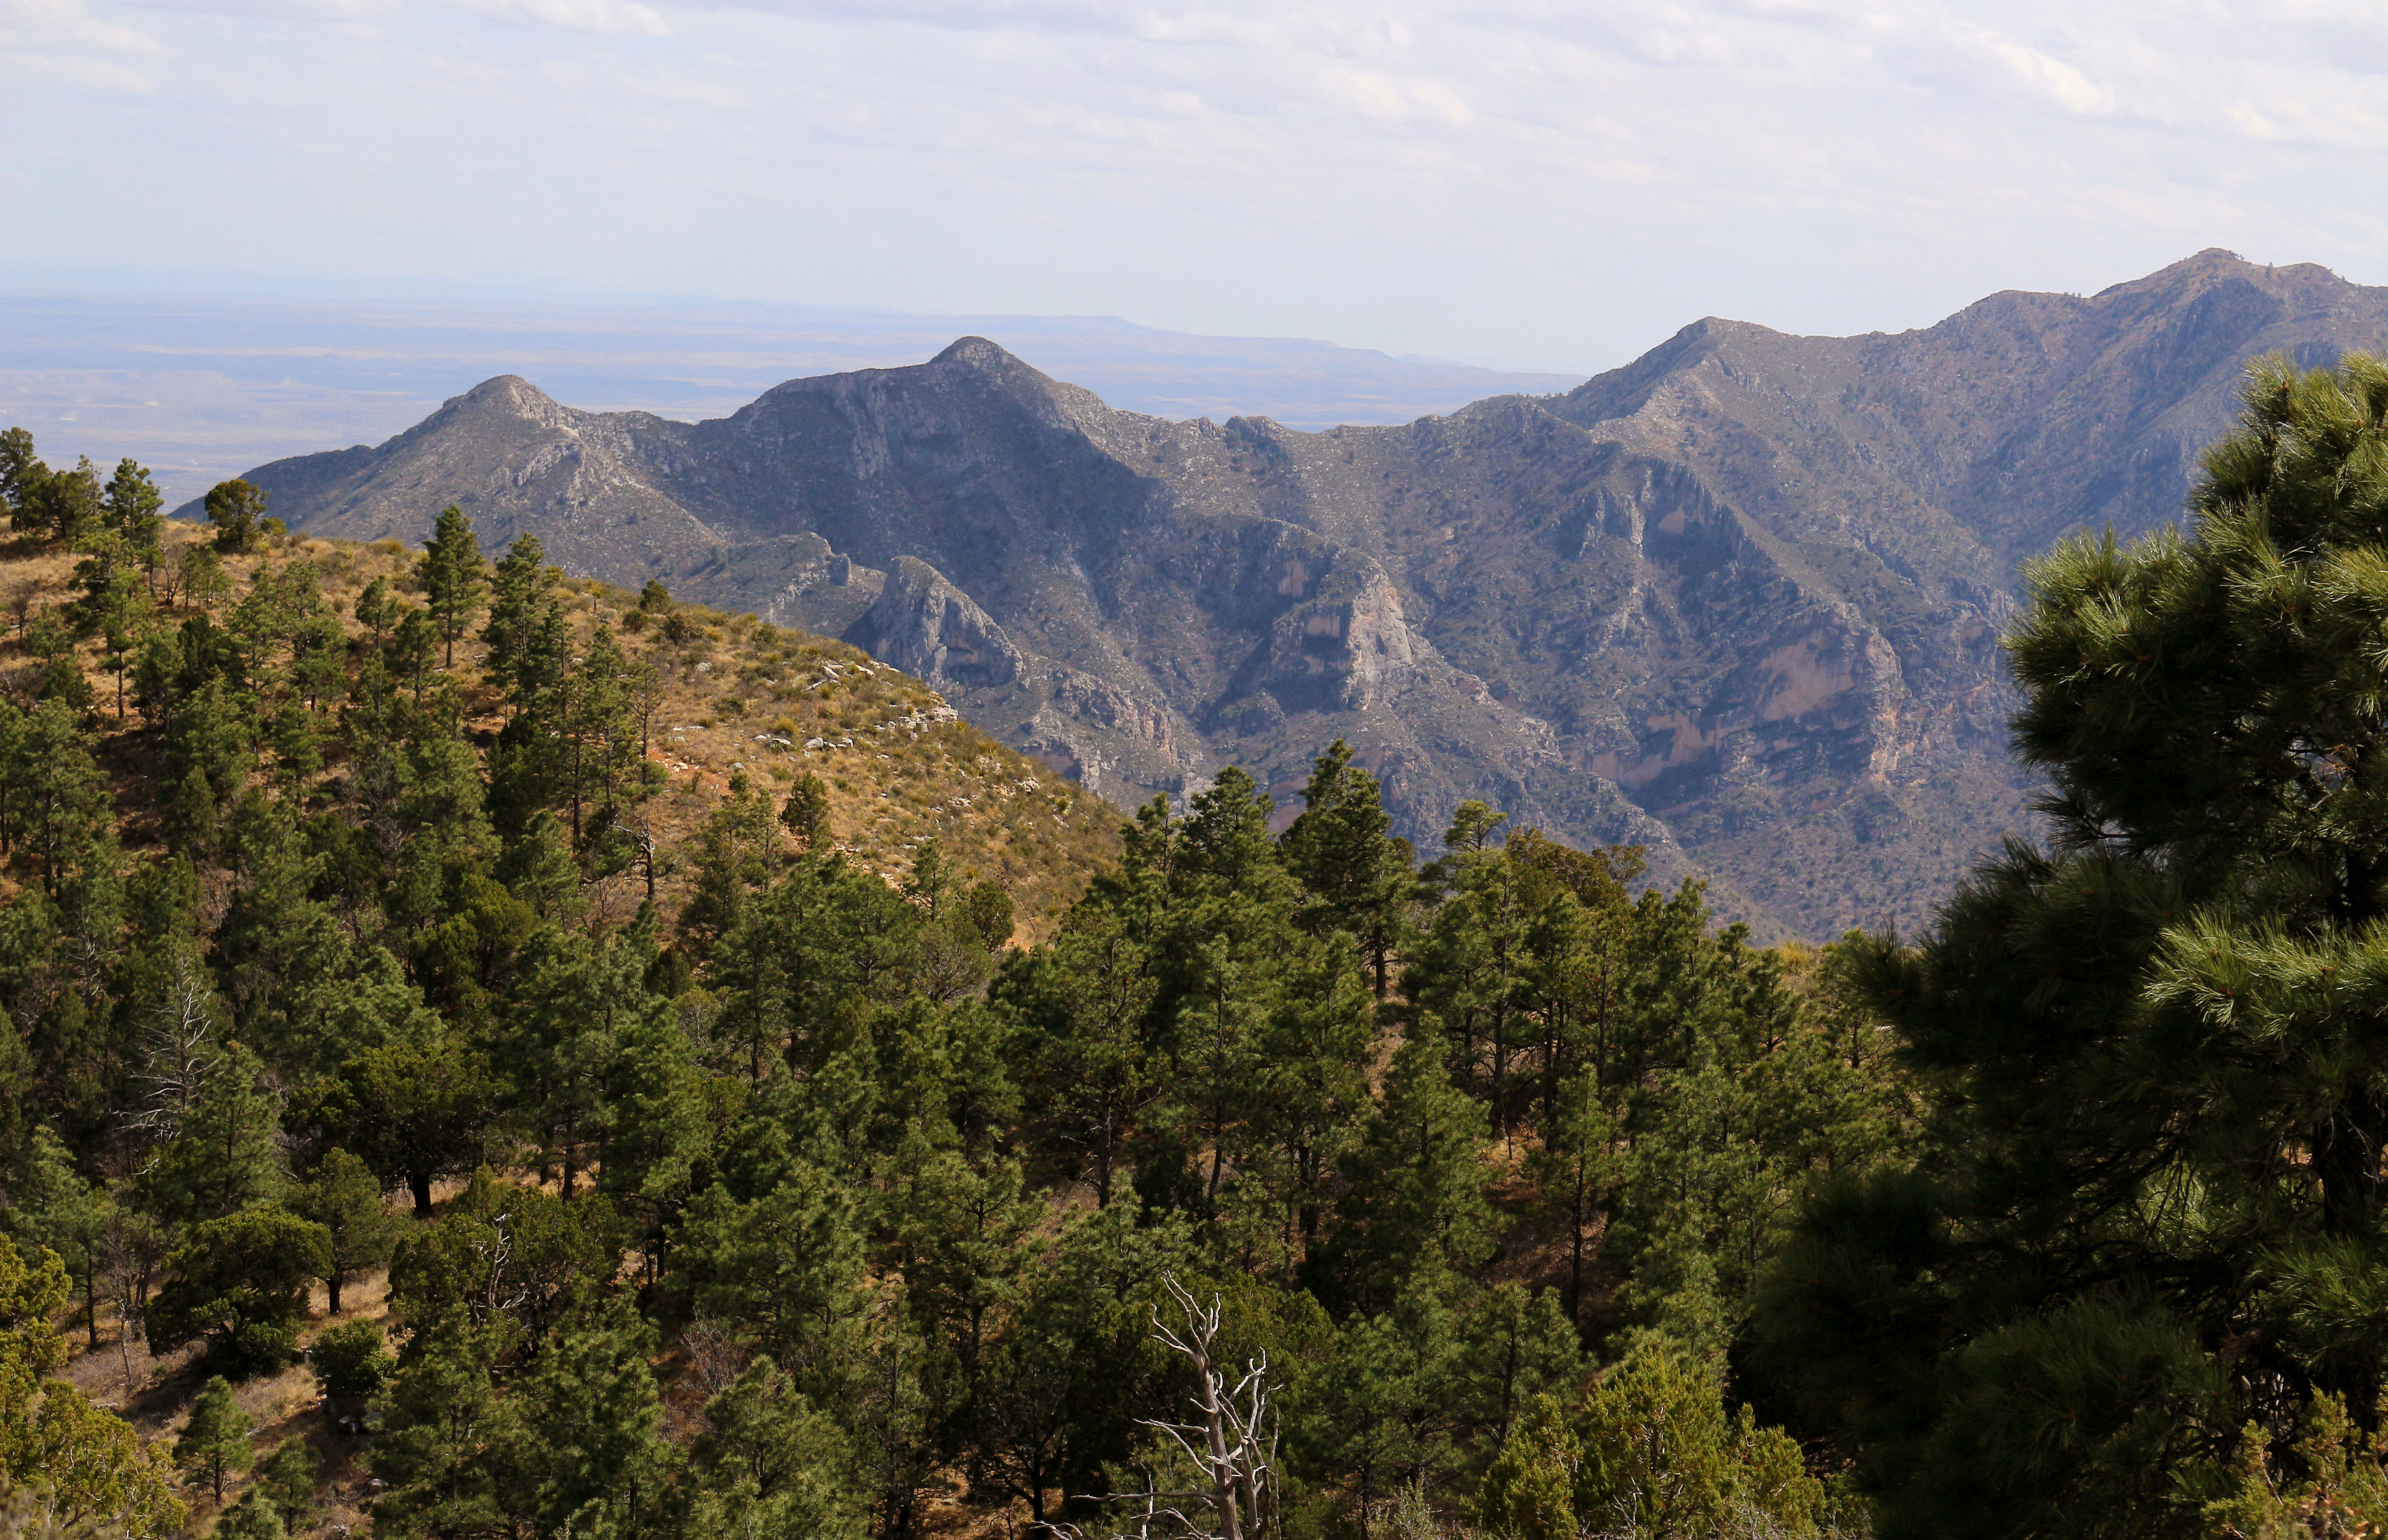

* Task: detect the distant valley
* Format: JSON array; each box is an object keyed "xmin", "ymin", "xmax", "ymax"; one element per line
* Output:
[{"xmin": 198, "ymin": 251, "xmax": 2388, "ymax": 938}]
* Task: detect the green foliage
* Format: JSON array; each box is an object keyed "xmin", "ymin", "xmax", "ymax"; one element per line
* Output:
[
  {"xmin": 203, "ymin": 481, "xmax": 266, "ymax": 555},
  {"xmin": 1756, "ymin": 354, "xmax": 2388, "ymax": 1540},
  {"xmin": 1574, "ymin": 1344, "xmax": 1825, "ymax": 1540},
  {"xmin": 509, "ymin": 1305, "xmax": 673, "ymax": 1538},
  {"xmin": 1477, "ymin": 1393, "xmax": 1580, "ymax": 1540},
  {"xmin": 172, "ymin": 1377, "xmax": 251, "ymax": 1503},
  {"xmin": 298, "ymin": 1028, "xmax": 497, "ymax": 1219},
  {"xmin": 311, "ymin": 1318, "xmax": 394, "ymax": 1403},
  {"xmin": 420, "ymin": 505, "xmax": 484, "ymax": 669},
  {"xmin": 1310, "ymin": 1019, "xmax": 1495, "ymax": 1312},
  {"xmin": 1282, "ymin": 737, "xmax": 1414, "ymax": 997},
  {"xmin": 290, "ymin": 1148, "xmax": 403, "ymax": 1314},
  {"xmin": 688, "ymin": 1355, "xmax": 866, "ymax": 1539},
  {"xmin": 780, "ymin": 770, "xmax": 833, "ymax": 852},
  {"xmin": 386, "ymin": 1168, "xmax": 616, "ymax": 1340},
  {"xmin": 0, "ymin": 473, "xmax": 1925, "ymax": 1540},
  {"xmin": 144, "ymin": 1207, "xmax": 330, "ymax": 1375},
  {"xmin": 368, "ymin": 1308, "xmax": 519, "ymax": 1538}
]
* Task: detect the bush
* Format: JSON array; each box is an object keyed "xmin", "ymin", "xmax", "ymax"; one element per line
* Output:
[
  {"xmin": 146, "ymin": 1206, "xmax": 331, "ymax": 1375},
  {"xmin": 312, "ymin": 1317, "xmax": 396, "ymax": 1402}
]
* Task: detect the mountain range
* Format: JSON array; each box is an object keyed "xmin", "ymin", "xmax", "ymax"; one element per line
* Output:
[
  {"xmin": 197, "ymin": 250, "xmax": 2388, "ymax": 938},
  {"xmin": 0, "ymin": 292, "xmax": 1578, "ymax": 500}
]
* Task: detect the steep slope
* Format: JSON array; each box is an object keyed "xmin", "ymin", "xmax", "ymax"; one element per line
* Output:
[
  {"xmin": 203, "ymin": 251, "xmax": 2388, "ymax": 938},
  {"xmin": 13, "ymin": 519, "xmax": 1119, "ymax": 936}
]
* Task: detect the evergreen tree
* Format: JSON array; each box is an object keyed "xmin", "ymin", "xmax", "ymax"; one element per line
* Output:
[
  {"xmin": 689, "ymin": 1354, "xmax": 866, "ymax": 1538},
  {"xmin": 1757, "ymin": 354, "xmax": 2388, "ymax": 1538},
  {"xmin": 145, "ymin": 1206, "xmax": 330, "ymax": 1373},
  {"xmin": 0, "ymin": 427, "xmax": 39, "ymax": 521},
  {"xmin": 1283, "ymin": 739, "xmax": 1414, "ymax": 998},
  {"xmin": 997, "ymin": 908, "xmax": 1162, "ymax": 1207},
  {"xmin": 368, "ymin": 1308, "xmax": 518, "ymax": 1538},
  {"xmin": 312, "ymin": 1317, "xmax": 394, "ymax": 1404},
  {"xmin": 0, "ymin": 1242, "xmax": 187, "ymax": 1534},
  {"xmin": 1476, "ymin": 1393, "xmax": 1580, "ymax": 1540},
  {"xmin": 420, "ymin": 505, "xmax": 484, "ymax": 669},
  {"xmin": 248, "ymin": 1436, "xmax": 321, "ymax": 1527},
  {"xmin": 510, "ymin": 1305, "xmax": 673, "ymax": 1537},
  {"xmin": 203, "ymin": 479, "xmax": 267, "ymax": 554},
  {"xmin": 173, "ymin": 1375, "xmax": 253, "ymax": 1502},
  {"xmin": 352, "ymin": 574, "xmax": 397, "ymax": 642},
  {"xmin": 22, "ymin": 457, "xmax": 101, "ymax": 546},
  {"xmin": 676, "ymin": 1160, "xmax": 867, "ymax": 1367},
  {"xmin": 384, "ymin": 1169, "xmax": 617, "ymax": 1340},
  {"xmin": 135, "ymin": 1040, "xmax": 284, "ymax": 1228},
  {"xmin": 782, "ymin": 770, "xmax": 833, "ymax": 851},
  {"xmin": 480, "ymin": 532, "xmax": 547, "ymax": 699},
  {"xmin": 290, "ymin": 1148, "xmax": 402, "ymax": 1314},
  {"xmin": 301, "ymin": 1030, "xmax": 496, "ymax": 1218},
  {"xmin": 1310, "ymin": 1017, "xmax": 1496, "ymax": 1312},
  {"xmin": 388, "ymin": 606, "xmax": 436, "ymax": 701},
  {"xmin": 100, "ymin": 459, "xmax": 163, "ymax": 562}
]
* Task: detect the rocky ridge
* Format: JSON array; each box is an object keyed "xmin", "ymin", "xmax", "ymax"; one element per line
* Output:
[{"xmin": 201, "ymin": 251, "xmax": 2388, "ymax": 938}]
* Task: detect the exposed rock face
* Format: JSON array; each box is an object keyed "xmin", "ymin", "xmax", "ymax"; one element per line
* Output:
[
  {"xmin": 852, "ymin": 556, "xmax": 1025, "ymax": 688},
  {"xmin": 204, "ymin": 252, "xmax": 2388, "ymax": 938}
]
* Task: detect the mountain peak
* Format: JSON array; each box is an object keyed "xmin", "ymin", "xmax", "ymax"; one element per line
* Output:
[
  {"xmin": 442, "ymin": 374, "xmax": 572, "ymax": 423},
  {"xmin": 932, "ymin": 336, "xmax": 1027, "ymax": 370}
]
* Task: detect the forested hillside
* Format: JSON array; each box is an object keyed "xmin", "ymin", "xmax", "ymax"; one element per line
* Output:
[
  {"xmin": 0, "ymin": 428, "xmax": 1910, "ymax": 1538},
  {"xmin": 24, "ymin": 352, "xmax": 2388, "ymax": 1540}
]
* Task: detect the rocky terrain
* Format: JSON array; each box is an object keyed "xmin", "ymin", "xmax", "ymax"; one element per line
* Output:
[{"xmin": 200, "ymin": 251, "xmax": 2388, "ymax": 938}]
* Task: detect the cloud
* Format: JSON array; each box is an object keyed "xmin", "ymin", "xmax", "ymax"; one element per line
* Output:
[
  {"xmin": 2, "ymin": 45, "xmax": 152, "ymax": 86},
  {"xmin": 6, "ymin": 0, "xmax": 2388, "ymax": 373},
  {"xmin": 461, "ymin": 0, "xmax": 669, "ymax": 34},
  {"xmin": 1, "ymin": 0, "xmax": 162, "ymax": 91}
]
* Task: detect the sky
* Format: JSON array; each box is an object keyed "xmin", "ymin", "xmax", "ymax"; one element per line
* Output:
[{"xmin": 5, "ymin": 1, "xmax": 2388, "ymax": 374}]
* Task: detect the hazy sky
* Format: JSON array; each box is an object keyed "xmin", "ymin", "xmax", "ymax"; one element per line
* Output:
[{"xmin": 5, "ymin": 1, "xmax": 2386, "ymax": 372}]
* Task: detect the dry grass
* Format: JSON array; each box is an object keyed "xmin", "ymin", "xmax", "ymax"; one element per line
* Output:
[{"xmin": 7, "ymin": 520, "xmax": 1122, "ymax": 940}]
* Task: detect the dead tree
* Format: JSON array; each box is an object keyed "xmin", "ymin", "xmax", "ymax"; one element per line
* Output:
[{"xmin": 1045, "ymin": 1272, "xmax": 1279, "ymax": 1540}]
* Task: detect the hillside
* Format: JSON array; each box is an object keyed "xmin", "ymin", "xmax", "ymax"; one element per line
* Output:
[
  {"xmin": 24, "ymin": 359, "xmax": 2388, "ymax": 1540},
  {"xmin": 0, "ymin": 445, "xmax": 1912, "ymax": 1540},
  {"xmin": 205, "ymin": 251, "xmax": 2388, "ymax": 939},
  {"xmin": 3, "ymin": 517, "xmax": 1119, "ymax": 935}
]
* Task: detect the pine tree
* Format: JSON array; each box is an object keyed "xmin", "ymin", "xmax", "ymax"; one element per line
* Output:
[
  {"xmin": 136, "ymin": 1039, "xmax": 284, "ymax": 1228},
  {"xmin": 997, "ymin": 907, "xmax": 1162, "ymax": 1207},
  {"xmin": 1757, "ymin": 354, "xmax": 2388, "ymax": 1538},
  {"xmin": 203, "ymin": 479, "xmax": 267, "ymax": 555},
  {"xmin": 689, "ymin": 1355, "xmax": 867, "ymax": 1538},
  {"xmin": 291, "ymin": 1148, "xmax": 402, "ymax": 1314},
  {"xmin": 174, "ymin": 1375, "xmax": 254, "ymax": 1502},
  {"xmin": 480, "ymin": 532, "xmax": 547, "ymax": 700},
  {"xmin": 101, "ymin": 458, "xmax": 164, "ymax": 596},
  {"xmin": 145, "ymin": 1206, "xmax": 330, "ymax": 1373},
  {"xmin": 420, "ymin": 505, "xmax": 484, "ymax": 670},
  {"xmin": 0, "ymin": 427, "xmax": 39, "ymax": 521},
  {"xmin": 782, "ymin": 770, "xmax": 833, "ymax": 851},
  {"xmin": 352, "ymin": 574, "xmax": 396, "ymax": 642},
  {"xmin": 1476, "ymin": 1393, "xmax": 1580, "ymax": 1540},
  {"xmin": 246, "ymin": 1437, "xmax": 319, "ymax": 1530},
  {"xmin": 1310, "ymin": 1017, "xmax": 1496, "ymax": 1312},
  {"xmin": 511, "ymin": 1305, "xmax": 672, "ymax": 1536},
  {"xmin": 1283, "ymin": 739, "xmax": 1414, "ymax": 998},
  {"xmin": 368, "ymin": 1307, "xmax": 517, "ymax": 1538}
]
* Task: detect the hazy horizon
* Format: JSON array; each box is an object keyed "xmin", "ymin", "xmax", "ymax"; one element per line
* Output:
[
  {"xmin": 0, "ymin": 287, "xmax": 1588, "ymax": 499},
  {"xmin": 8, "ymin": 2, "xmax": 2387, "ymax": 380}
]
